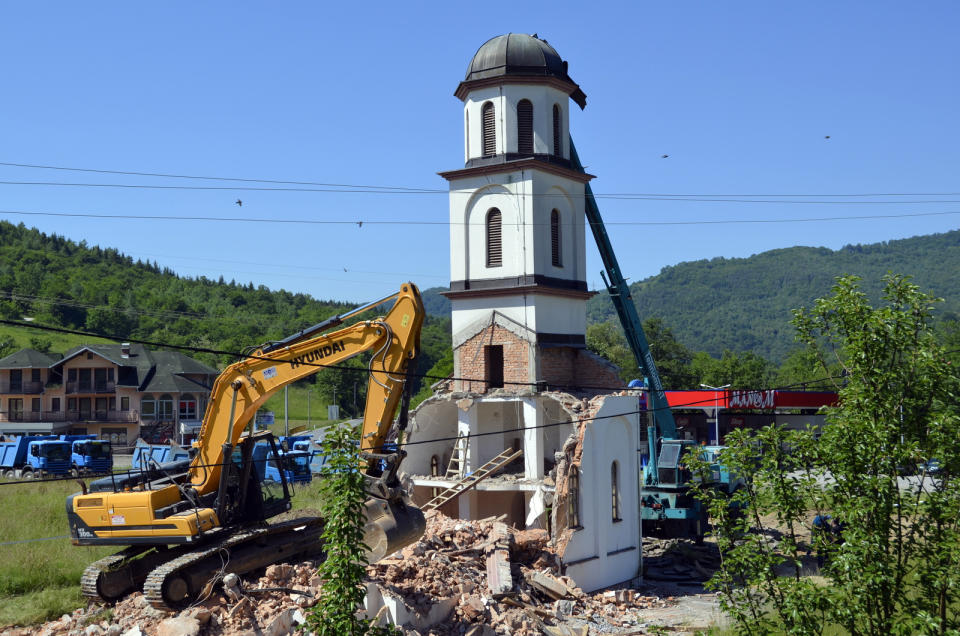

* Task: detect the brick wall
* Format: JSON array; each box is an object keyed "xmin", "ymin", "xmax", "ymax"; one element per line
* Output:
[
  {"xmin": 456, "ymin": 325, "xmax": 530, "ymax": 393},
  {"xmin": 455, "ymin": 325, "xmax": 623, "ymax": 394},
  {"xmin": 540, "ymin": 347, "xmax": 623, "ymax": 391}
]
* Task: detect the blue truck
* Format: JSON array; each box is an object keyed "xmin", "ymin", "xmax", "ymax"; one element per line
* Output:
[
  {"xmin": 0, "ymin": 435, "xmax": 72, "ymax": 479},
  {"xmin": 61, "ymin": 434, "xmax": 113, "ymax": 475},
  {"xmin": 252, "ymin": 441, "xmax": 313, "ymax": 485},
  {"xmin": 130, "ymin": 439, "xmax": 190, "ymax": 471}
]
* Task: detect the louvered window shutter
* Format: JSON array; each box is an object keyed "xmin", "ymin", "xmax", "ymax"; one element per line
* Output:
[
  {"xmin": 517, "ymin": 100, "xmax": 533, "ymax": 155},
  {"xmin": 486, "ymin": 209, "xmax": 502, "ymax": 267},
  {"xmin": 552, "ymin": 105, "xmax": 562, "ymax": 156},
  {"xmin": 482, "ymin": 102, "xmax": 496, "ymax": 157},
  {"xmin": 551, "ymin": 209, "xmax": 562, "ymax": 266}
]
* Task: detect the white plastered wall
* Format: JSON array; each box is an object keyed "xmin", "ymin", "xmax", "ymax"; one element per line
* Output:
[
  {"xmin": 463, "ymin": 85, "xmax": 570, "ymax": 162},
  {"xmin": 447, "ymin": 171, "xmax": 585, "ymax": 287},
  {"xmin": 562, "ymin": 396, "xmax": 641, "ymax": 592},
  {"xmin": 403, "ymin": 399, "xmax": 459, "ymax": 476}
]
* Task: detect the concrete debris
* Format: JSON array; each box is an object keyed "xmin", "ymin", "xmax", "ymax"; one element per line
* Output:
[
  {"xmin": 155, "ymin": 616, "xmax": 200, "ymax": 636},
  {"xmin": 642, "ymin": 535, "xmax": 722, "ymax": 582},
  {"xmin": 24, "ymin": 512, "xmax": 694, "ymax": 636}
]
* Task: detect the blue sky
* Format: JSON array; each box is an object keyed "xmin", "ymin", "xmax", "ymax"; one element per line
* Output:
[{"xmin": 1, "ymin": 2, "xmax": 957, "ymax": 303}]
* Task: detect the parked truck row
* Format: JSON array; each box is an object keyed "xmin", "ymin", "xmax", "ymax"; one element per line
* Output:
[{"xmin": 0, "ymin": 434, "xmax": 113, "ymax": 479}]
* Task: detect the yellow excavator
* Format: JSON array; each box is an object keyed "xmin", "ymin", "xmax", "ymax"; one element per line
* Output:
[{"xmin": 67, "ymin": 283, "xmax": 426, "ymax": 609}]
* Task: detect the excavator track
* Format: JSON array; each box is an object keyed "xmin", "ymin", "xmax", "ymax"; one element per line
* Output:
[
  {"xmin": 143, "ymin": 516, "xmax": 325, "ymax": 610},
  {"xmin": 81, "ymin": 545, "xmax": 157, "ymax": 603}
]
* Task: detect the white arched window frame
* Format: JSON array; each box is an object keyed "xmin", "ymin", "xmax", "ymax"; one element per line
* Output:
[
  {"xmin": 552, "ymin": 104, "xmax": 562, "ymax": 156},
  {"xmin": 481, "ymin": 101, "xmax": 496, "ymax": 157},
  {"xmin": 568, "ymin": 469, "xmax": 582, "ymax": 528},
  {"xmin": 612, "ymin": 461, "xmax": 623, "ymax": 522},
  {"xmin": 517, "ymin": 99, "xmax": 534, "ymax": 155},
  {"xmin": 486, "ymin": 208, "xmax": 503, "ymax": 267},
  {"xmin": 550, "ymin": 209, "xmax": 562, "ymax": 267}
]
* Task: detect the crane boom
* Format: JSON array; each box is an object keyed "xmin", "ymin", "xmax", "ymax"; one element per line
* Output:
[{"xmin": 570, "ymin": 139, "xmax": 677, "ymax": 439}]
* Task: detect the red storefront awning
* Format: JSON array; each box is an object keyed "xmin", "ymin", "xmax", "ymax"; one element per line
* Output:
[{"xmin": 663, "ymin": 389, "xmax": 837, "ymax": 410}]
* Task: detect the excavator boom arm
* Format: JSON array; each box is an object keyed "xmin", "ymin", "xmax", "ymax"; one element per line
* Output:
[{"xmin": 190, "ymin": 283, "xmax": 424, "ymax": 494}]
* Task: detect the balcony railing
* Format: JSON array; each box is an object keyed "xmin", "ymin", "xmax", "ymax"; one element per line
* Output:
[
  {"xmin": 65, "ymin": 381, "xmax": 116, "ymax": 395},
  {"xmin": 0, "ymin": 381, "xmax": 45, "ymax": 394},
  {"xmin": 0, "ymin": 410, "xmax": 139, "ymax": 423}
]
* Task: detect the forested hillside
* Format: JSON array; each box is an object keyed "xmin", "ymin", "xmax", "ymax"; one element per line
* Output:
[
  {"xmin": 0, "ymin": 221, "xmax": 451, "ymax": 406},
  {"xmin": 587, "ymin": 230, "xmax": 960, "ymax": 361},
  {"xmin": 3, "ymin": 220, "xmax": 957, "ymax": 397}
]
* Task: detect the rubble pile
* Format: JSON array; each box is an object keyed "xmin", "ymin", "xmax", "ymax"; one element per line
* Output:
[
  {"xmin": 641, "ymin": 536, "xmax": 722, "ymax": 583},
  {"xmin": 14, "ymin": 511, "xmax": 691, "ymax": 636},
  {"xmin": 364, "ymin": 511, "xmax": 678, "ymax": 635},
  {"xmin": 11, "ymin": 561, "xmax": 319, "ymax": 636}
]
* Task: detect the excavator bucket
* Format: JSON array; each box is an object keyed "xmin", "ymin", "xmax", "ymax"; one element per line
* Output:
[{"xmin": 363, "ymin": 496, "xmax": 426, "ymax": 561}]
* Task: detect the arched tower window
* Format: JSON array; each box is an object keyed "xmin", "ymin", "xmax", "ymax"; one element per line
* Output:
[
  {"xmin": 550, "ymin": 209, "xmax": 562, "ymax": 267},
  {"xmin": 568, "ymin": 469, "xmax": 581, "ymax": 528},
  {"xmin": 552, "ymin": 104, "xmax": 562, "ymax": 156},
  {"xmin": 486, "ymin": 208, "xmax": 502, "ymax": 267},
  {"xmin": 611, "ymin": 461, "xmax": 622, "ymax": 522},
  {"xmin": 517, "ymin": 99, "xmax": 533, "ymax": 155},
  {"xmin": 482, "ymin": 102, "xmax": 496, "ymax": 157}
]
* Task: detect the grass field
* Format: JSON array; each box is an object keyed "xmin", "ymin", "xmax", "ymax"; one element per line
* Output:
[
  {"xmin": 0, "ymin": 324, "xmax": 112, "ymax": 355},
  {"xmin": 0, "ymin": 470, "xmax": 330, "ymax": 627},
  {"xmin": 0, "ymin": 479, "xmax": 112, "ymax": 626},
  {"xmin": 260, "ymin": 381, "xmax": 365, "ymax": 422}
]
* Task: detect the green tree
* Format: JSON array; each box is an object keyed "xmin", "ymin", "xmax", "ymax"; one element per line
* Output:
[
  {"xmin": 586, "ymin": 322, "xmax": 634, "ymax": 379},
  {"xmin": 774, "ymin": 347, "xmax": 832, "ymax": 390},
  {"xmin": 644, "ymin": 317, "xmax": 697, "ymax": 389},
  {"xmin": 586, "ymin": 318, "xmax": 697, "ymax": 388},
  {"xmin": 692, "ymin": 349, "xmax": 775, "ymax": 389},
  {"xmin": 0, "ymin": 335, "xmax": 15, "ymax": 358},
  {"xmin": 692, "ymin": 274, "xmax": 960, "ymax": 635},
  {"xmin": 305, "ymin": 422, "xmax": 394, "ymax": 636},
  {"xmin": 314, "ymin": 357, "xmax": 368, "ymax": 418},
  {"xmin": 28, "ymin": 337, "xmax": 52, "ymax": 354},
  {"xmin": 411, "ymin": 348, "xmax": 453, "ymax": 407}
]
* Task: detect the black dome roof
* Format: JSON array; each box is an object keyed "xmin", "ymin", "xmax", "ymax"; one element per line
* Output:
[{"xmin": 457, "ymin": 34, "xmax": 586, "ymax": 109}]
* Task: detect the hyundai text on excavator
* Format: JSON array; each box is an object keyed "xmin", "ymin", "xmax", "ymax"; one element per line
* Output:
[{"xmin": 66, "ymin": 283, "xmax": 426, "ymax": 609}]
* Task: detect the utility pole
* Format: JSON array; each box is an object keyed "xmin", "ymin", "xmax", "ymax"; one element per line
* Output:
[
  {"xmin": 307, "ymin": 391, "xmax": 311, "ymax": 427},
  {"xmin": 284, "ymin": 385, "xmax": 289, "ymax": 437}
]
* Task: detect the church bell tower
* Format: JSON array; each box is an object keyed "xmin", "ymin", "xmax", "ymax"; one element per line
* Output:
[{"xmin": 441, "ymin": 34, "xmax": 613, "ymax": 392}]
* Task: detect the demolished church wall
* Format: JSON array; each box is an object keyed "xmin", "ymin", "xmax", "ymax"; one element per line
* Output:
[{"xmin": 552, "ymin": 394, "xmax": 641, "ymax": 593}]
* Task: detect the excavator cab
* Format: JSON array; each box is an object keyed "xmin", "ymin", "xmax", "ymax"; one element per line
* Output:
[{"xmin": 214, "ymin": 432, "xmax": 292, "ymax": 527}]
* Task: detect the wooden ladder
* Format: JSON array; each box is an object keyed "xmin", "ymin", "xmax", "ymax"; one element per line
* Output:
[
  {"xmin": 444, "ymin": 433, "xmax": 469, "ymax": 480},
  {"xmin": 422, "ymin": 447, "xmax": 524, "ymax": 512}
]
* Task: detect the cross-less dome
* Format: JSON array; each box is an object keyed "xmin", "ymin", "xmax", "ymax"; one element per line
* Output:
[{"xmin": 456, "ymin": 33, "xmax": 586, "ymax": 109}]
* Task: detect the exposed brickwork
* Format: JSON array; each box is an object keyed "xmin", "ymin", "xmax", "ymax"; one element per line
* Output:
[
  {"xmin": 455, "ymin": 326, "xmax": 622, "ymax": 394},
  {"xmin": 456, "ymin": 325, "xmax": 530, "ymax": 393},
  {"xmin": 540, "ymin": 347, "xmax": 622, "ymax": 392}
]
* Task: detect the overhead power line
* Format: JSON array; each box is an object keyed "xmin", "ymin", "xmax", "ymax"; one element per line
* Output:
[
  {"xmin": 2, "ymin": 207, "xmax": 959, "ymax": 227},
  {"xmin": 1, "ymin": 160, "xmax": 956, "ymax": 198},
  {"xmin": 3, "ymin": 179, "xmax": 960, "ymax": 205},
  {"xmin": 0, "ymin": 373, "xmax": 845, "ymax": 488},
  {"xmin": 0, "ymin": 316, "xmax": 844, "ymax": 396}
]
